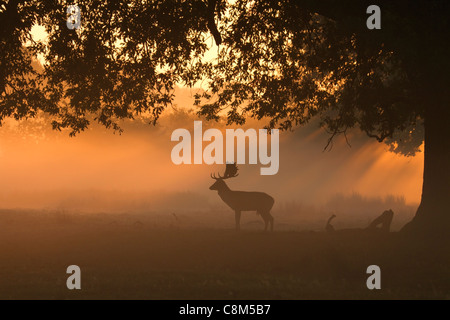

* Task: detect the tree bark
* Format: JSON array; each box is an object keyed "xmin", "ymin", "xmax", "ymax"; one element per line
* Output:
[{"xmin": 401, "ymin": 99, "xmax": 450, "ymax": 236}]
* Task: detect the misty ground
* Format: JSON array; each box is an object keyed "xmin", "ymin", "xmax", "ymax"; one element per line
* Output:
[{"xmin": 0, "ymin": 208, "xmax": 449, "ymax": 300}]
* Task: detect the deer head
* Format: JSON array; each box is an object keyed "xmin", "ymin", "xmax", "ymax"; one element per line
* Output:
[{"xmin": 209, "ymin": 163, "xmax": 239, "ymax": 191}]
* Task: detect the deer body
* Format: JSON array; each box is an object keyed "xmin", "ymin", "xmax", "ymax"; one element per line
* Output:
[
  {"xmin": 210, "ymin": 164, "xmax": 275, "ymax": 231},
  {"xmin": 217, "ymin": 187, "xmax": 274, "ymax": 212}
]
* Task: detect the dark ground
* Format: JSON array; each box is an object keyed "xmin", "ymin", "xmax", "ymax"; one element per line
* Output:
[{"xmin": 0, "ymin": 210, "xmax": 449, "ymax": 300}]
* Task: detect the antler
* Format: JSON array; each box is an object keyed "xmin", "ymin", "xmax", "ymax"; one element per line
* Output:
[
  {"xmin": 210, "ymin": 173, "xmax": 219, "ymax": 179},
  {"xmin": 211, "ymin": 163, "xmax": 239, "ymax": 180},
  {"xmin": 223, "ymin": 163, "xmax": 239, "ymax": 179}
]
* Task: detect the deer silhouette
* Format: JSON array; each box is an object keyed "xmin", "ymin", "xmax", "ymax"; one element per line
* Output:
[{"xmin": 209, "ymin": 163, "xmax": 274, "ymax": 231}]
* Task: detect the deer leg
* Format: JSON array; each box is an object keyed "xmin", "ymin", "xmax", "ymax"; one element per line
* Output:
[
  {"xmin": 259, "ymin": 211, "xmax": 269, "ymax": 231},
  {"xmin": 235, "ymin": 210, "xmax": 241, "ymax": 231}
]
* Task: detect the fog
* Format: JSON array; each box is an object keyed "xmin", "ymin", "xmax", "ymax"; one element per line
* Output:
[{"xmin": 0, "ymin": 87, "xmax": 422, "ymax": 228}]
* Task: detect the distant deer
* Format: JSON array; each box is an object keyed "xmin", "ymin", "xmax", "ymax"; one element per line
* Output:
[{"xmin": 209, "ymin": 163, "xmax": 274, "ymax": 231}]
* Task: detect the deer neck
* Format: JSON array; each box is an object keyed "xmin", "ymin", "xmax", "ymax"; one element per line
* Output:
[{"xmin": 217, "ymin": 182, "xmax": 231, "ymax": 196}]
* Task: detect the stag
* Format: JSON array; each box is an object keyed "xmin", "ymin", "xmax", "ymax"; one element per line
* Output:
[{"xmin": 210, "ymin": 163, "xmax": 274, "ymax": 231}]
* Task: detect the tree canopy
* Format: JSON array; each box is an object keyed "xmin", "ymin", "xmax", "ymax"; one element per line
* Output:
[
  {"xmin": 197, "ymin": 0, "xmax": 449, "ymax": 154},
  {"xmin": 2, "ymin": 0, "xmax": 447, "ymax": 154},
  {"xmin": 1, "ymin": 0, "xmax": 218, "ymax": 135}
]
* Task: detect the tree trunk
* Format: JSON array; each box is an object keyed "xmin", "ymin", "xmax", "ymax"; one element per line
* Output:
[{"xmin": 401, "ymin": 99, "xmax": 450, "ymax": 236}]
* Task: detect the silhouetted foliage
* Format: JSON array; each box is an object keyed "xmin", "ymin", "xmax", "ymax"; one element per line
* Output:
[
  {"xmin": 0, "ymin": 1, "xmax": 442, "ymax": 146},
  {"xmin": 196, "ymin": 1, "xmax": 449, "ymax": 156},
  {"xmin": 0, "ymin": 0, "xmax": 224, "ymax": 134}
]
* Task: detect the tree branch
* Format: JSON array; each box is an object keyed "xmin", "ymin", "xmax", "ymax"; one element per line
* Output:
[{"xmin": 206, "ymin": 0, "xmax": 222, "ymax": 45}]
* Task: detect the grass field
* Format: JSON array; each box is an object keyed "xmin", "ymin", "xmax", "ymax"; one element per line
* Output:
[{"xmin": 0, "ymin": 209, "xmax": 449, "ymax": 300}]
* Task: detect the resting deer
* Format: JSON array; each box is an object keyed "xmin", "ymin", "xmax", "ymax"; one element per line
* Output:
[{"xmin": 209, "ymin": 163, "xmax": 274, "ymax": 231}]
